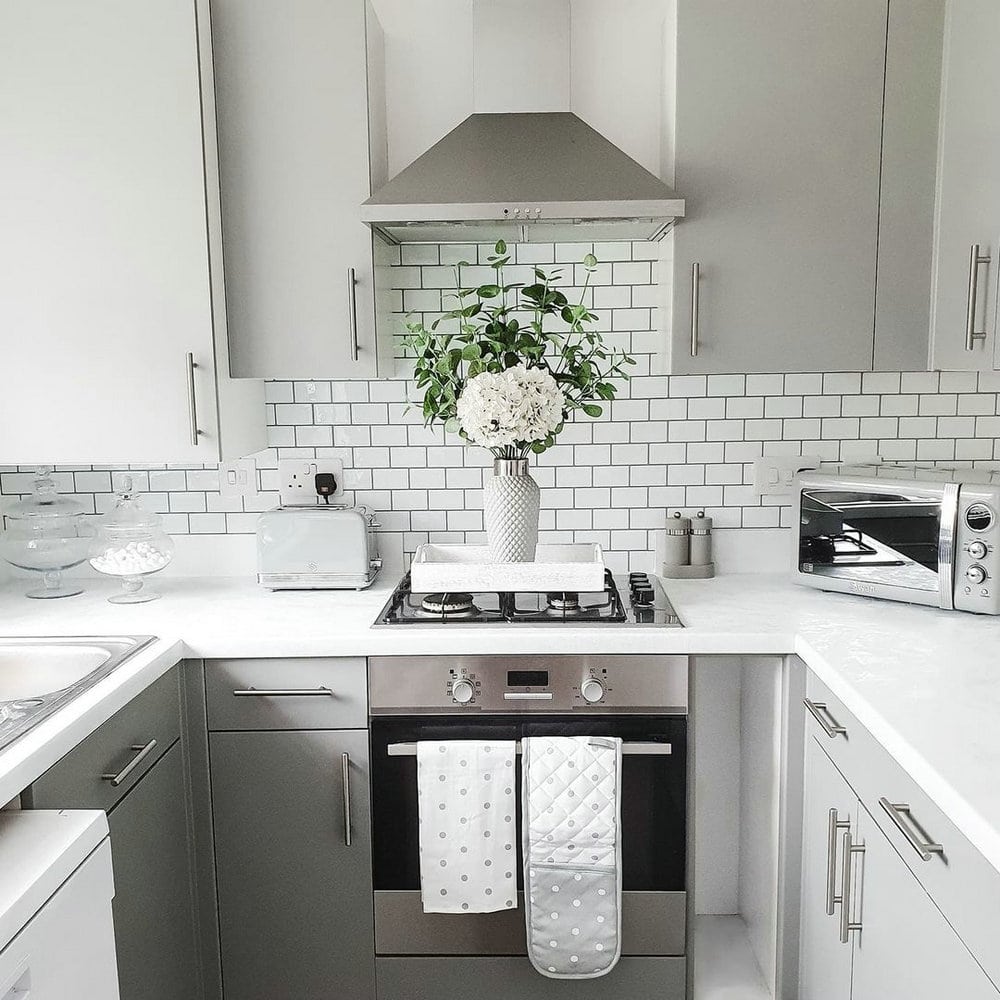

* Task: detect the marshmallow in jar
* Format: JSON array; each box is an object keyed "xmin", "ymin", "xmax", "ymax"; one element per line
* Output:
[{"xmin": 89, "ymin": 476, "xmax": 174, "ymax": 604}]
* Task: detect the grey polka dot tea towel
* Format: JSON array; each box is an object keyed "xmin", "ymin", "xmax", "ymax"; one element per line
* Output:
[
  {"xmin": 522, "ymin": 736, "xmax": 622, "ymax": 979},
  {"xmin": 417, "ymin": 740, "xmax": 518, "ymax": 914}
]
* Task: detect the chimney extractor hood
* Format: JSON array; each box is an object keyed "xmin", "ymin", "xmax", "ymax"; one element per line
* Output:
[{"xmin": 361, "ymin": 112, "xmax": 684, "ymax": 244}]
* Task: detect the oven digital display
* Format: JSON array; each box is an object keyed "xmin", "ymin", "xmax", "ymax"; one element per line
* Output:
[{"xmin": 507, "ymin": 670, "xmax": 549, "ymax": 687}]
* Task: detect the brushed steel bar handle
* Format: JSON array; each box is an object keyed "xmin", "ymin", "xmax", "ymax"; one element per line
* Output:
[
  {"xmin": 804, "ymin": 699, "xmax": 847, "ymax": 739},
  {"xmin": 826, "ymin": 808, "xmax": 850, "ymax": 914},
  {"xmin": 348, "ymin": 267, "xmax": 360, "ymax": 362},
  {"xmin": 839, "ymin": 830, "xmax": 865, "ymax": 944},
  {"xmin": 102, "ymin": 739, "xmax": 158, "ymax": 787},
  {"xmin": 342, "ymin": 752, "xmax": 352, "ymax": 847},
  {"xmin": 503, "ymin": 691, "xmax": 554, "ymax": 701},
  {"xmin": 965, "ymin": 244, "xmax": 991, "ymax": 351},
  {"xmin": 386, "ymin": 741, "xmax": 672, "ymax": 756},
  {"xmin": 232, "ymin": 687, "xmax": 334, "ymax": 697},
  {"xmin": 185, "ymin": 352, "xmax": 201, "ymax": 446},
  {"xmin": 879, "ymin": 798, "xmax": 944, "ymax": 861},
  {"xmin": 690, "ymin": 262, "xmax": 701, "ymax": 357}
]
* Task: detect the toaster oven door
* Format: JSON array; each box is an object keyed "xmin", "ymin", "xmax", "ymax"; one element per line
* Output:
[{"xmin": 795, "ymin": 478, "xmax": 957, "ymax": 607}]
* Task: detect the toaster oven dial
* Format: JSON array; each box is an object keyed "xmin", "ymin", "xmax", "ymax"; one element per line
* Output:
[
  {"xmin": 968, "ymin": 540, "xmax": 988, "ymax": 561},
  {"xmin": 966, "ymin": 565, "xmax": 988, "ymax": 586},
  {"xmin": 966, "ymin": 503, "xmax": 995, "ymax": 532},
  {"xmin": 581, "ymin": 678, "xmax": 606, "ymax": 704},
  {"xmin": 451, "ymin": 678, "xmax": 475, "ymax": 704}
]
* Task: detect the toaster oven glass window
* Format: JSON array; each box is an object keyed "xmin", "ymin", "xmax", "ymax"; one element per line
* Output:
[{"xmin": 798, "ymin": 488, "xmax": 942, "ymax": 588}]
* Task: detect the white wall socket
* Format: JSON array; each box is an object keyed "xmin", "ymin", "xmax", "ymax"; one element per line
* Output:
[
  {"xmin": 752, "ymin": 454, "xmax": 822, "ymax": 498},
  {"xmin": 278, "ymin": 458, "xmax": 345, "ymax": 506}
]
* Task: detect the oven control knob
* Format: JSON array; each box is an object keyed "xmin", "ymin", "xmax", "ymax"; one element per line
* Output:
[
  {"xmin": 968, "ymin": 540, "xmax": 988, "ymax": 560},
  {"xmin": 966, "ymin": 564, "xmax": 988, "ymax": 585},
  {"xmin": 581, "ymin": 678, "xmax": 606, "ymax": 704},
  {"xmin": 452, "ymin": 678, "xmax": 475, "ymax": 704}
]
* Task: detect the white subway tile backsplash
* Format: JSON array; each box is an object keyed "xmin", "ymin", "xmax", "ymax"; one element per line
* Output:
[{"xmin": 6, "ymin": 240, "xmax": 1000, "ymax": 570}]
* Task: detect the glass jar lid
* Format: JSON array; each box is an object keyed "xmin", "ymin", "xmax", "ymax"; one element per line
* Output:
[
  {"xmin": 4, "ymin": 468, "xmax": 86, "ymax": 521},
  {"xmin": 98, "ymin": 475, "xmax": 164, "ymax": 533}
]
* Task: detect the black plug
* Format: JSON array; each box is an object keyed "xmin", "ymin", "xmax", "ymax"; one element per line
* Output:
[{"xmin": 314, "ymin": 472, "xmax": 337, "ymax": 504}]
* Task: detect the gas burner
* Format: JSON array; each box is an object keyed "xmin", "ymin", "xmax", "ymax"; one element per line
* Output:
[
  {"xmin": 545, "ymin": 592, "xmax": 583, "ymax": 615},
  {"xmin": 420, "ymin": 592, "xmax": 477, "ymax": 617}
]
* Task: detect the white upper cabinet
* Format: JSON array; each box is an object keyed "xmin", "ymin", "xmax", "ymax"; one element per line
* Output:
[
  {"xmin": 212, "ymin": 0, "xmax": 388, "ymax": 379},
  {"xmin": 0, "ymin": 0, "xmax": 263, "ymax": 466},
  {"xmin": 930, "ymin": 0, "xmax": 1000, "ymax": 371},
  {"xmin": 670, "ymin": 0, "xmax": 944, "ymax": 375}
]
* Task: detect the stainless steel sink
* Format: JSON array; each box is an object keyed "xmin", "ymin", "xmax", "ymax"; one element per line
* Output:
[{"xmin": 0, "ymin": 636, "xmax": 156, "ymax": 752}]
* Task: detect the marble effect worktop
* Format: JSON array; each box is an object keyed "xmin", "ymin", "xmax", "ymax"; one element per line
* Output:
[{"xmin": 1, "ymin": 573, "xmax": 999, "ymax": 879}]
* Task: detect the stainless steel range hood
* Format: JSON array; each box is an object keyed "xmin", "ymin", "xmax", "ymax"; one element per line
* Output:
[{"xmin": 361, "ymin": 112, "xmax": 684, "ymax": 244}]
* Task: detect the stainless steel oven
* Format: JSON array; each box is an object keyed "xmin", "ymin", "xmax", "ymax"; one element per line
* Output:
[
  {"xmin": 793, "ymin": 467, "xmax": 1000, "ymax": 614},
  {"xmin": 368, "ymin": 654, "xmax": 689, "ymax": 1000}
]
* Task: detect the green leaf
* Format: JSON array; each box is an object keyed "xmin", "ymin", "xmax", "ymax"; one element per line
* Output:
[
  {"xmin": 582, "ymin": 253, "xmax": 598, "ymax": 270},
  {"xmin": 476, "ymin": 284, "xmax": 501, "ymax": 298},
  {"xmin": 444, "ymin": 417, "xmax": 461, "ymax": 434},
  {"xmin": 582, "ymin": 403, "xmax": 603, "ymax": 418},
  {"xmin": 495, "ymin": 239, "xmax": 507, "ymax": 254},
  {"xmin": 461, "ymin": 343, "xmax": 482, "ymax": 361},
  {"xmin": 530, "ymin": 441, "xmax": 547, "ymax": 454}
]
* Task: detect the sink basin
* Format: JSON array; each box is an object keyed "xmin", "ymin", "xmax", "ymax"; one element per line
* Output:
[{"xmin": 0, "ymin": 636, "xmax": 155, "ymax": 751}]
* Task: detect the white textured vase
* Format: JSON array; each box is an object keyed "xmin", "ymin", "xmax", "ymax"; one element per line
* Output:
[{"xmin": 483, "ymin": 458, "xmax": 540, "ymax": 562}]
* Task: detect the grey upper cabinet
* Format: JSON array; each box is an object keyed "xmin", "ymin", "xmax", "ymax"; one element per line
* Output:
[
  {"xmin": 0, "ymin": 0, "xmax": 263, "ymax": 465},
  {"xmin": 670, "ymin": 1, "xmax": 944, "ymax": 375},
  {"xmin": 930, "ymin": 0, "xmax": 1000, "ymax": 371},
  {"xmin": 212, "ymin": 0, "xmax": 388, "ymax": 379},
  {"xmin": 210, "ymin": 729, "xmax": 375, "ymax": 1000}
]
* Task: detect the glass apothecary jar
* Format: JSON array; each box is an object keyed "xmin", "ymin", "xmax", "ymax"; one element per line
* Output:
[
  {"xmin": 89, "ymin": 477, "xmax": 174, "ymax": 604},
  {"xmin": 0, "ymin": 468, "xmax": 93, "ymax": 599}
]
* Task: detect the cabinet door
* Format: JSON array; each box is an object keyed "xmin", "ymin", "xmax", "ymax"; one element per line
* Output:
[
  {"xmin": 799, "ymin": 737, "xmax": 856, "ymax": 1000},
  {"xmin": 0, "ymin": 0, "xmax": 228, "ymax": 464},
  {"xmin": 212, "ymin": 0, "xmax": 379, "ymax": 378},
  {"xmin": 671, "ymin": 0, "xmax": 886, "ymax": 374},
  {"xmin": 850, "ymin": 809, "xmax": 999, "ymax": 1000},
  {"xmin": 210, "ymin": 729, "xmax": 375, "ymax": 1000},
  {"xmin": 107, "ymin": 742, "xmax": 201, "ymax": 1000},
  {"xmin": 930, "ymin": 0, "xmax": 1000, "ymax": 371}
]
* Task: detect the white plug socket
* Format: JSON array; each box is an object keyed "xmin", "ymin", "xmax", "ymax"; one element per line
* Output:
[
  {"xmin": 752, "ymin": 455, "xmax": 822, "ymax": 498},
  {"xmin": 278, "ymin": 458, "xmax": 345, "ymax": 506}
]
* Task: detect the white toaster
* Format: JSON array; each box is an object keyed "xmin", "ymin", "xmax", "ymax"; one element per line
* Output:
[{"xmin": 256, "ymin": 505, "xmax": 382, "ymax": 590}]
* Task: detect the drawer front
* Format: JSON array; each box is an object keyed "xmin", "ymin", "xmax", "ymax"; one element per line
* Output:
[
  {"xmin": 206, "ymin": 658, "xmax": 367, "ymax": 731},
  {"xmin": 805, "ymin": 671, "xmax": 1000, "ymax": 988},
  {"xmin": 29, "ymin": 665, "xmax": 181, "ymax": 813}
]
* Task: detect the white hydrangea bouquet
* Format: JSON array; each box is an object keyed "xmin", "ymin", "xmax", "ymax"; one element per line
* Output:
[{"xmin": 402, "ymin": 241, "xmax": 635, "ymax": 561}]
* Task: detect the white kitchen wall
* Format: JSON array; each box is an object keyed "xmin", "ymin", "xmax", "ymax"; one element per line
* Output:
[{"xmin": 3, "ymin": 240, "xmax": 999, "ymax": 574}]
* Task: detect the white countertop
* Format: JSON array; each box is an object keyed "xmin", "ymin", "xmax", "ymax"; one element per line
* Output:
[{"xmin": 1, "ymin": 573, "xmax": 999, "ymax": 878}]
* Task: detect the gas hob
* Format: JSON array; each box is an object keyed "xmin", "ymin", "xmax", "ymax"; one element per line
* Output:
[{"xmin": 374, "ymin": 570, "xmax": 682, "ymax": 627}]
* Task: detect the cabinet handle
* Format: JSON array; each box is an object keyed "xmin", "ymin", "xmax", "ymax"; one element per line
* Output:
[
  {"xmin": 347, "ymin": 267, "xmax": 360, "ymax": 362},
  {"xmin": 342, "ymin": 752, "xmax": 352, "ymax": 847},
  {"xmin": 826, "ymin": 808, "xmax": 850, "ymax": 914},
  {"xmin": 690, "ymin": 262, "xmax": 701, "ymax": 357},
  {"xmin": 804, "ymin": 699, "xmax": 847, "ymax": 739},
  {"xmin": 839, "ymin": 829, "xmax": 865, "ymax": 944},
  {"xmin": 232, "ymin": 687, "xmax": 335, "ymax": 697},
  {"xmin": 965, "ymin": 244, "xmax": 991, "ymax": 351},
  {"xmin": 878, "ymin": 798, "xmax": 944, "ymax": 862},
  {"xmin": 102, "ymin": 739, "xmax": 158, "ymax": 787},
  {"xmin": 185, "ymin": 352, "xmax": 201, "ymax": 446}
]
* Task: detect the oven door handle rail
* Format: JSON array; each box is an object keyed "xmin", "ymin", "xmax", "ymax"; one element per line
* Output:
[{"xmin": 386, "ymin": 741, "xmax": 672, "ymax": 757}]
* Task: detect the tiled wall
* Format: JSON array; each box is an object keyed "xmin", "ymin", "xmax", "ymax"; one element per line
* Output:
[{"xmin": 4, "ymin": 241, "xmax": 1000, "ymax": 573}]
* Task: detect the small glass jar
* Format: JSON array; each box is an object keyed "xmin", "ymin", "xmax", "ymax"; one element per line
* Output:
[
  {"xmin": 89, "ymin": 477, "xmax": 174, "ymax": 604},
  {"xmin": 0, "ymin": 468, "xmax": 92, "ymax": 599}
]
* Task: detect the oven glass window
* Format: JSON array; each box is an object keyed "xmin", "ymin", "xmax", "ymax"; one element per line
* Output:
[
  {"xmin": 798, "ymin": 488, "xmax": 942, "ymax": 590},
  {"xmin": 369, "ymin": 716, "xmax": 687, "ymax": 894}
]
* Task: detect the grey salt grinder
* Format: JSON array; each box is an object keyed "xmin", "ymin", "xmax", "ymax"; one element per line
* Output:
[
  {"xmin": 690, "ymin": 511, "xmax": 714, "ymax": 566},
  {"xmin": 664, "ymin": 511, "xmax": 691, "ymax": 566}
]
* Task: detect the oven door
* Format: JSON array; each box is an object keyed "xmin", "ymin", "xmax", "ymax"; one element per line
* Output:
[
  {"xmin": 794, "ymin": 474, "xmax": 957, "ymax": 608},
  {"xmin": 369, "ymin": 714, "xmax": 687, "ymax": 958}
]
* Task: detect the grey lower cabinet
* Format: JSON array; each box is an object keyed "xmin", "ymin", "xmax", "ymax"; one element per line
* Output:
[
  {"xmin": 209, "ymin": 728, "xmax": 375, "ymax": 1000},
  {"xmin": 26, "ymin": 665, "xmax": 202, "ymax": 1000}
]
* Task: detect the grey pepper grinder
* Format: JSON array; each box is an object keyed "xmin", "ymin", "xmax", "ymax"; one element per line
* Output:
[
  {"xmin": 689, "ymin": 510, "xmax": 714, "ymax": 566},
  {"xmin": 663, "ymin": 511, "xmax": 691, "ymax": 567}
]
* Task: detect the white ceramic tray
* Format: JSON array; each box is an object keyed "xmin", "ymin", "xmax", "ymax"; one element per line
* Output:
[{"xmin": 410, "ymin": 543, "xmax": 606, "ymax": 593}]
